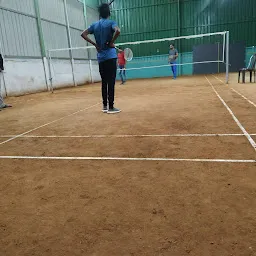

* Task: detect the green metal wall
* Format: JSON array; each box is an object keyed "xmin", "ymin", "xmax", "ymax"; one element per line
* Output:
[
  {"xmin": 111, "ymin": 0, "xmax": 178, "ymax": 56},
  {"xmin": 84, "ymin": 0, "xmax": 99, "ymax": 9},
  {"xmin": 111, "ymin": 0, "xmax": 256, "ymax": 56}
]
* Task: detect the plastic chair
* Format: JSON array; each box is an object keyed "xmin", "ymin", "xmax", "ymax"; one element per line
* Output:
[{"xmin": 238, "ymin": 54, "xmax": 256, "ymax": 83}]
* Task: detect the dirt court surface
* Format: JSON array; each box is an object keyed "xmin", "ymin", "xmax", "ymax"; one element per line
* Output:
[{"xmin": 0, "ymin": 74, "xmax": 256, "ymax": 256}]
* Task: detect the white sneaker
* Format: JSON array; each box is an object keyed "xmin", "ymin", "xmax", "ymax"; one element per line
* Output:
[
  {"xmin": 102, "ymin": 106, "xmax": 108, "ymax": 113},
  {"xmin": 107, "ymin": 107, "xmax": 121, "ymax": 114}
]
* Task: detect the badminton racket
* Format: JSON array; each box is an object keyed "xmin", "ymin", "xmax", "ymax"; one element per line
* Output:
[
  {"xmin": 106, "ymin": 41, "xmax": 133, "ymax": 61},
  {"xmin": 116, "ymin": 47, "xmax": 133, "ymax": 62},
  {"xmin": 123, "ymin": 48, "xmax": 133, "ymax": 62}
]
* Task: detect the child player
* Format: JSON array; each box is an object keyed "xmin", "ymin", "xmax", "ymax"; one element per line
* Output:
[{"xmin": 118, "ymin": 47, "xmax": 126, "ymax": 85}]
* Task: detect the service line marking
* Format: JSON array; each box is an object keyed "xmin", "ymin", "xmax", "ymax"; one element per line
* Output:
[
  {"xmin": 211, "ymin": 74, "xmax": 256, "ymax": 108},
  {"xmin": 231, "ymin": 88, "xmax": 256, "ymax": 108},
  {"xmin": 0, "ymin": 155, "xmax": 255, "ymax": 163},
  {"xmin": 205, "ymin": 76, "xmax": 256, "ymax": 151},
  {"xmin": 0, "ymin": 103, "xmax": 100, "ymax": 146},
  {"xmin": 0, "ymin": 133, "xmax": 256, "ymax": 138}
]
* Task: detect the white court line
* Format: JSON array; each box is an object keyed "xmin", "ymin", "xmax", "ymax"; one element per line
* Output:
[
  {"xmin": 1, "ymin": 134, "xmax": 256, "ymax": 138},
  {"xmin": 205, "ymin": 76, "xmax": 256, "ymax": 151},
  {"xmin": 0, "ymin": 103, "xmax": 100, "ymax": 146},
  {"xmin": 212, "ymin": 74, "xmax": 225, "ymax": 84},
  {"xmin": 211, "ymin": 74, "xmax": 256, "ymax": 108},
  {"xmin": 0, "ymin": 155, "xmax": 255, "ymax": 163},
  {"xmin": 231, "ymin": 88, "xmax": 256, "ymax": 108}
]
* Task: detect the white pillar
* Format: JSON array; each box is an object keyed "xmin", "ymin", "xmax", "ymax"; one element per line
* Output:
[
  {"xmin": 225, "ymin": 31, "xmax": 230, "ymax": 84},
  {"xmin": 63, "ymin": 0, "xmax": 77, "ymax": 86}
]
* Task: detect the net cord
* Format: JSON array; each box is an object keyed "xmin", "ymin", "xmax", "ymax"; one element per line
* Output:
[
  {"xmin": 48, "ymin": 31, "xmax": 227, "ymax": 53},
  {"xmin": 117, "ymin": 61, "xmax": 223, "ymax": 71}
]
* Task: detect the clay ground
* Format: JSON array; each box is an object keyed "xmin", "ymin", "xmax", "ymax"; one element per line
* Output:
[{"xmin": 0, "ymin": 74, "xmax": 256, "ymax": 256}]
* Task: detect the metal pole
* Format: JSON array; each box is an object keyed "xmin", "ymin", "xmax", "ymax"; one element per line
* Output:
[
  {"xmin": 47, "ymin": 50, "xmax": 53, "ymax": 92},
  {"xmin": 89, "ymin": 60, "xmax": 94, "ymax": 83},
  {"xmin": 177, "ymin": 0, "xmax": 181, "ymax": 75},
  {"xmin": 222, "ymin": 32, "xmax": 226, "ymax": 62},
  {"xmin": 34, "ymin": 0, "xmax": 48, "ymax": 90},
  {"xmin": 83, "ymin": 0, "xmax": 93, "ymax": 83},
  {"xmin": 217, "ymin": 42, "xmax": 220, "ymax": 73},
  {"xmin": 63, "ymin": 0, "xmax": 77, "ymax": 86},
  {"xmin": 83, "ymin": 0, "xmax": 88, "ymax": 28},
  {"xmin": 225, "ymin": 31, "xmax": 229, "ymax": 84}
]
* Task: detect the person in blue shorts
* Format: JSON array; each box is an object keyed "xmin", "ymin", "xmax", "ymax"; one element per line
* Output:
[
  {"xmin": 81, "ymin": 3, "xmax": 121, "ymax": 114},
  {"xmin": 169, "ymin": 44, "xmax": 179, "ymax": 79}
]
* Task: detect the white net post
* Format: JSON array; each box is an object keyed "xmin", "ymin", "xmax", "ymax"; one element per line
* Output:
[
  {"xmin": 47, "ymin": 50, "xmax": 53, "ymax": 92},
  {"xmin": 63, "ymin": 0, "xmax": 76, "ymax": 87},
  {"xmin": 223, "ymin": 32, "xmax": 226, "ymax": 63},
  {"xmin": 89, "ymin": 59, "xmax": 93, "ymax": 83},
  {"xmin": 71, "ymin": 56, "xmax": 76, "ymax": 86},
  {"xmin": 225, "ymin": 31, "xmax": 230, "ymax": 84}
]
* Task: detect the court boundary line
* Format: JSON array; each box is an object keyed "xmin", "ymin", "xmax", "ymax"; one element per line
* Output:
[
  {"xmin": 211, "ymin": 74, "xmax": 256, "ymax": 108},
  {"xmin": 231, "ymin": 88, "xmax": 256, "ymax": 108},
  {"xmin": 1, "ymin": 133, "xmax": 256, "ymax": 139},
  {"xmin": 0, "ymin": 155, "xmax": 255, "ymax": 163},
  {"xmin": 205, "ymin": 76, "xmax": 256, "ymax": 151},
  {"xmin": 0, "ymin": 102, "xmax": 100, "ymax": 146},
  {"xmin": 211, "ymin": 74, "xmax": 225, "ymax": 84}
]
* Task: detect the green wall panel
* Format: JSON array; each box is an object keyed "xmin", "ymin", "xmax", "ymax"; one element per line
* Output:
[
  {"xmin": 111, "ymin": 0, "xmax": 256, "ymax": 56},
  {"xmin": 110, "ymin": 0, "xmax": 256, "ymax": 79},
  {"xmin": 84, "ymin": 0, "xmax": 99, "ymax": 9}
]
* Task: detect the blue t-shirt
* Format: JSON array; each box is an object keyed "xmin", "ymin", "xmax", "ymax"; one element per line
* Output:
[{"xmin": 88, "ymin": 19, "xmax": 118, "ymax": 63}]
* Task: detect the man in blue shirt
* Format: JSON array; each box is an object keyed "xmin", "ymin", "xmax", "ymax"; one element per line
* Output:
[
  {"xmin": 81, "ymin": 3, "xmax": 121, "ymax": 114},
  {"xmin": 169, "ymin": 44, "xmax": 179, "ymax": 79}
]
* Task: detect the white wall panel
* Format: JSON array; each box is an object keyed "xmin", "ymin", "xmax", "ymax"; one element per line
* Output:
[
  {"xmin": 0, "ymin": 0, "xmax": 35, "ymax": 16},
  {"xmin": 39, "ymin": 0, "xmax": 66, "ymax": 24},
  {"xmin": 42, "ymin": 20, "xmax": 69, "ymax": 58},
  {"xmin": 0, "ymin": 9, "xmax": 40, "ymax": 57},
  {"xmin": 67, "ymin": 0, "xmax": 85, "ymax": 29}
]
